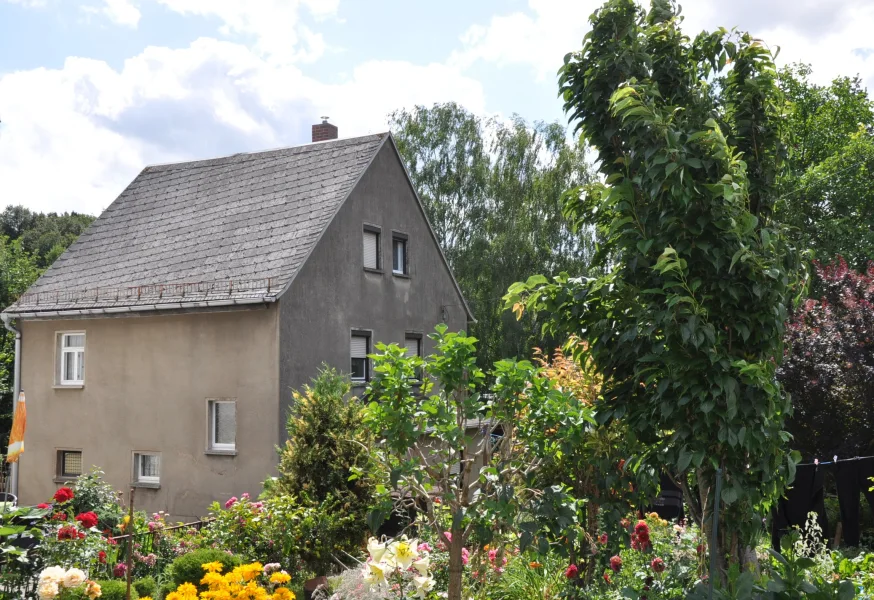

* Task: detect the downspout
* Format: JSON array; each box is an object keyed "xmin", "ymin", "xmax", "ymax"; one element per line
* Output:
[{"xmin": 1, "ymin": 313, "xmax": 20, "ymax": 499}]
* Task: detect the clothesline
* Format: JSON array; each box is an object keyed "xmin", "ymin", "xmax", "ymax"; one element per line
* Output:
[{"xmin": 796, "ymin": 455, "xmax": 874, "ymax": 467}]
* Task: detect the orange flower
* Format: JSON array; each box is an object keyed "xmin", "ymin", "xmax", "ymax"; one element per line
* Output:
[{"xmin": 529, "ymin": 561, "xmax": 543, "ymax": 568}]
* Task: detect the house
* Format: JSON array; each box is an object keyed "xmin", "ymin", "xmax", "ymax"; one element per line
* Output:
[{"xmin": 1, "ymin": 121, "xmax": 473, "ymax": 519}]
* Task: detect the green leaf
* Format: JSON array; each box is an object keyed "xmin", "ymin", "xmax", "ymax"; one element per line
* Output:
[{"xmin": 677, "ymin": 446, "xmax": 692, "ymax": 471}]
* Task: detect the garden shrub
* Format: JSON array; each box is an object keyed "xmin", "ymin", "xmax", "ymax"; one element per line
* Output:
[
  {"xmin": 70, "ymin": 468, "xmax": 124, "ymax": 531},
  {"xmin": 169, "ymin": 548, "xmax": 240, "ymax": 588},
  {"xmin": 96, "ymin": 580, "xmax": 139, "ymax": 600},
  {"xmin": 133, "ymin": 575, "xmax": 157, "ymax": 598}
]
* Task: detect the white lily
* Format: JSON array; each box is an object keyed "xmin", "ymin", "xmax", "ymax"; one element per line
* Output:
[
  {"xmin": 413, "ymin": 575, "xmax": 436, "ymax": 599},
  {"xmin": 362, "ymin": 561, "xmax": 391, "ymax": 587},
  {"xmin": 367, "ymin": 536, "xmax": 387, "ymax": 563},
  {"xmin": 387, "ymin": 536, "xmax": 419, "ymax": 570},
  {"xmin": 412, "ymin": 555, "xmax": 430, "ymax": 576}
]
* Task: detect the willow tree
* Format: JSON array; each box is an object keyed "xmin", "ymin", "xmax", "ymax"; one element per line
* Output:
[{"xmin": 506, "ymin": 0, "xmax": 804, "ymax": 570}]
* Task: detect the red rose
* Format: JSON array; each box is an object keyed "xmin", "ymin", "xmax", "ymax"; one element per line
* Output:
[
  {"xmin": 599, "ymin": 533, "xmax": 608, "ymax": 545},
  {"xmin": 565, "ymin": 564, "xmax": 578, "ymax": 579},
  {"xmin": 696, "ymin": 544, "xmax": 705, "ymax": 555},
  {"xmin": 651, "ymin": 557, "xmax": 666, "ymax": 573},
  {"xmin": 603, "ymin": 573, "xmax": 612, "ymax": 584},
  {"xmin": 98, "ymin": 551, "xmax": 107, "ymax": 564},
  {"xmin": 53, "ymin": 487, "xmax": 74, "ymax": 503},
  {"xmin": 113, "ymin": 563, "xmax": 126, "ymax": 578},
  {"xmin": 51, "ymin": 512, "xmax": 67, "ymax": 521},
  {"xmin": 75, "ymin": 511, "xmax": 98, "ymax": 529},
  {"xmin": 36, "ymin": 503, "xmax": 50, "ymax": 510},
  {"xmin": 609, "ymin": 555, "xmax": 622, "ymax": 572}
]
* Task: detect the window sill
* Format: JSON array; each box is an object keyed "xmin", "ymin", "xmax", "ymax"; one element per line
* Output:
[
  {"xmin": 392, "ymin": 272, "xmax": 411, "ymax": 279},
  {"xmin": 363, "ymin": 267, "xmax": 384, "ymax": 275},
  {"xmin": 205, "ymin": 449, "xmax": 237, "ymax": 456},
  {"xmin": 53, "ymin": 477, "xmax": 78, "ymax": 484},
  {"xmin": 131, "ymin": 482, "xmax": 161, "ymax": 489},
  {"xmin": 53, "ymin": 384, "xmax": 84, "ymax": 390}
]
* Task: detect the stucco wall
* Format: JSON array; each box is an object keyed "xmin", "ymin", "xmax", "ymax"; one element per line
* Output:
[
  {"xmin": 278, "ymin": 141, "xmax": 470, "ymax": 432},
  {"xmin": 18, "ymin": 306, "xmax": 279, "ymax": 520}
]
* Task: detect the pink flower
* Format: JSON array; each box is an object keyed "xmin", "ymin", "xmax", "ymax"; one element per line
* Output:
[
  {"xmin": 565, "ymin": 564, "xmax": 579, "ymax": 579},
  {"xmin": 147, "ymin": 521, "xmax": 157, "ymax": 531},
  {"xmin": 609, "ymin": 555, "xmax": 622, "ymax": 572},
  {"xmin": 488, "ymin": 549, "xmax": 498, "ymax": 563},
  {"xmin": 417, "ymin": 543, "xmax": 432, "ymax": 553},
  {"xmin": 461, "ymin": 547, "xmax": 470, "ymax": 566},
  {"xmin": 225, "ymin": 496, "xmax": 238, "ymax": 509},
  {"xmin": 113, "ymin": 563, "xmax": 126, "ymax": 578},
  {"xmin": 241, "ymin": 492, "xmax": 250, "ymax": 500},
  {"xmin": 599, "ymin": 533, "xmax": 608, "ymax": 545}
]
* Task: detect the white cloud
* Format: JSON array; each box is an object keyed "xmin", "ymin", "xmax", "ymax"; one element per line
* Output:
[
  {"xmin": 2, "ymin": 0, "xmax": 46, "ymax": 6},
  {"xmin": 101, "ymin": 0, "xmax": 140, "ymax": 27},
  {"xmin": 154, "ymin": 0, "xmax": 339, "ymax": 63},
  {"xmin": 451, "ymin": 0, "xmax": 602, "ymax": 81},
  {"xmin": 0, "ymin": 37, "xmax": 485, "ymax": 214}
]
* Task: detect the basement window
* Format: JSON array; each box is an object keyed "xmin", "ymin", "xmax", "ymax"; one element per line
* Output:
[{"xmin": 133, "ymin": 452, "xmax": 161, "ymax": 486}]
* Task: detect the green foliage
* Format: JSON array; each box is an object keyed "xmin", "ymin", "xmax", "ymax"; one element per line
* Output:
[
  {"xmin": 389, "ymin": 103, "xmax": 595, "ymax": 372},
  {"xmin": 168, "ymin": 548, "xmax": 240, "ymax": 589},
  {"xmin": 95, "ymin": 580, "xmax": 139, "ymax": 600},
  {"xmin": 69, "ymin": 468, "xmax": 124, "ymax": 531},
  {"xmin": 506, "ymin": 0, "xmax": 804, "ymax": 566},
  {"xmin": 0, "ymin": 205, "xmax": 95, "ymax": 268},
  {"xmin": 272, "ymin": 366, "xmax": 377, "ymax": 508},
  {"xmin": 133, "ymin": 576, "xmax": 157, "ymax": 599},
  {"xmin": 198, "ymin": 494, "xmax": 356, "ymax": 576}
]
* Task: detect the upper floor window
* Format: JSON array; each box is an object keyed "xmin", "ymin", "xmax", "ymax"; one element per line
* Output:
[
  {"xmin": 363, "ymin": 226, "xmax": 380, "ymax": 270},
  {"xmin": 351, "ymin": 332, "xmax": 371, "ymax": 383},
  {"xmin": 392, "ymin": 234, "xmax": 408, "ymax": 275},
  {"xmin": 57, "ymin": 332, "xmax": 85, "ymax": 385}
]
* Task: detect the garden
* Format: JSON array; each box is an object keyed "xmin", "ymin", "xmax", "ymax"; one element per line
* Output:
[{"xmin": 2, "ymin": 0, "xmax": 874, "ymax": 599}]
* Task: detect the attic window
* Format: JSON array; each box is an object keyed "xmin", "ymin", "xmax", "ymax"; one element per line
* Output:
[{"xmin": 363, "ymin": 226, "xmax": 381, "ymax": 270}]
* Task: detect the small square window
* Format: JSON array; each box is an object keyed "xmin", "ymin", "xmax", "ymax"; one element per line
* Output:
[
  {"xmin": 208, "ymin": 400, "xmax": 236, "ymax": 452},
  {"xmin": 392, "ymin": 237, "xmax": 407, "ymax": 275},
  {"xmin": 351, "ymin": 333, "xmax": 371, "ymax": 382},
  {"xmin": 57, "ymin": 332, "xmax": 85, "ymax": 385},
  {"xmin": 133, "ymin": 452, "xmax": 160, "ymax": 485},
  {"xmin": 56, "ymin": 450, "xmax": 82, "ymax": 479},
  {"xmin": 363, "ymin": 228, "xmax": 380, "ymax": 269}
]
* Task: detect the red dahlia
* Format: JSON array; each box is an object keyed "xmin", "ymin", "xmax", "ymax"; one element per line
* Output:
[
  {"xmin": 609, "ymin": 555, "xmax": 622, "ymax": 572},
  {"xmin": 565, "ymin": 564, "xmax": 578, "ymax": 579},
  {"xmin": 651, "ymin": 557, "xmax": 666, "ymax": 573}
]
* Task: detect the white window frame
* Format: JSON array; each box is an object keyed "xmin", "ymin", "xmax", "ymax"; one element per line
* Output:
[
  {"xmin": 57, "ymin": 332, "xmax": 86, "ymax": 385},
  {"xmin": 132, "ymin": 452, "xmax": 161, "ymax": 485},
  {"xmin": 392, "ymin": 232, "xmax": 408, "ymax": 275},
  {"xmin": 208, "ymin": 399, "xmax": 236, "ymax": 452}
]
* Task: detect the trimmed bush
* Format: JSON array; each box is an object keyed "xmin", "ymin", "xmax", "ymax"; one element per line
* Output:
[
  {"xmin": 170, "ymin": 548, "xmax": 240, "ymax": 588},
  {"xmin": 133, "ymin": 576, "xmax": 157, "ymax": 599},
  {"xmin": 96, "ymin": 580, "xmax": 139, "ymax": 600},
  {"xmin": 158, "ymin": 580, "xmax": 176, "ymax": 600}
]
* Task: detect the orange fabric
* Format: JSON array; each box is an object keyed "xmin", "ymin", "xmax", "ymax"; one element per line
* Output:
[{"xmin": 6, "ymin": 392, "xmax": 25, "ymax": 463}]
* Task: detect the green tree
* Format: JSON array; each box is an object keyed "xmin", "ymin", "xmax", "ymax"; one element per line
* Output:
[
  {"xmin": 0, "ymin": 237, "xmax": 41, "ymax": 438},
  {"xmin": 506, "ymin": 0, "xmax": 803, "ymax": 571},
  {"xmin": 389, "ymin": 104, "xmax": 595, "ymax": 371},
  {"xmin": 0, "ymin": 205, "xmax": 95, "ymax": 267}
]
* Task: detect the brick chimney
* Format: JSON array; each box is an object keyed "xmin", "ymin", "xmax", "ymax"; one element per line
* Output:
[{"xmin": 312, "ymin": 117, "xmax": 338, "ymax": 142}]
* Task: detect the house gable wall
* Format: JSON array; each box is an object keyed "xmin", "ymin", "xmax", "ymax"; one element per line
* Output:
[{"xmin": 277, "ymin": 142, "xmax": 469, "ymax": 431}]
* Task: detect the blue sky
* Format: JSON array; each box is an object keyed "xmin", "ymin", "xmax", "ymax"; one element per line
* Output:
[{"xmin": 2, "ymin": 0, "xmax": 874, "ymax": 215}]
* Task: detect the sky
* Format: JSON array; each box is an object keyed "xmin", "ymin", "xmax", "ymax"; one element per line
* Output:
[{"xmin": 1, "ymin": 0, "xmax": 874, "ymax": 216}]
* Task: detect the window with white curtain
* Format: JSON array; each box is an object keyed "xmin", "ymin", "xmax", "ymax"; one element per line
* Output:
[
  {"xmin": 57, "ymin": 332, "xmax": 85, "ymax": 385},
  {"xmin": 351, "ymin": 333, "xmax": 370, "ymax": 382},
  {"xmin": 392, "ymin": 237, "xmax": 407, "ymax": 274},
  {"xmin": 363, "ymin": 228, "xmax": 380, "ymax": 269},
  {"xmin": 208, "ymin": 399, "xmax": 236, "ymax": 452},
  {"xmin": 133, "ymin": 452, "xmax": 160, "ymax": 485}
]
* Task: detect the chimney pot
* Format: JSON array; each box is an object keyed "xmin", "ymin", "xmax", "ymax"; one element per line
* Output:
[{"xmin": 312, "ymin": 118, "xmax": 338, "ymax": 143}]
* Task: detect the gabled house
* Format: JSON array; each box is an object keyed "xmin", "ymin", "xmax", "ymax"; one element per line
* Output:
[{"xmin": 1, "ymin": 121, "xmax": 473, "ymax": 519}]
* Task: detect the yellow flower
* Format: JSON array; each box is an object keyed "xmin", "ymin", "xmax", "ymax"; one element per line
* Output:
[
  {"xmin": 272, "ymin": 588, "xmax": 296, "ymax": 600},
  {"xmin": 174, "ymin": 582, "xmax": 198, "ymax": 598},
  {"xmin": 269, "ymin": 572, "xmax": 291, "ymax": 585},
  {"xmin": 202, "ymin": 561, "xmax": 224, "ymax": 573},
  {"xmin": 387, "ymin": 536, "xmax": 418, "ymax": 570},
  {"xmin": 240, "ymin": 562, "xmax": 264, "ymax": 581},
  {"xmin": 647, "ymin": 512, "xmax": 659, "ymax": 519}
]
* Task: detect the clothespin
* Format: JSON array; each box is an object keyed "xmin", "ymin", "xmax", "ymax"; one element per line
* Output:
[
  {"xmin": 814, "ymin": 458, "xmax": 819, "ymax": 466},
  {"xmin": 833, "ymin": 455, "xmax": 838, "ymax": 463}
]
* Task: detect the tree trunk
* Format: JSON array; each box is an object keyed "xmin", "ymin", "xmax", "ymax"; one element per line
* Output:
[{"xmin": 447, "ymin": 529, "xmax": 464, "ymax": 600}]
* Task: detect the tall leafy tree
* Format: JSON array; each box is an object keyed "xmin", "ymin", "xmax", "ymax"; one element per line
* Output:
[
  {"xmin": 776, "ymin": 65, "xmax": 874, "ymax": 268},
  {"xmin": 0, "ymin": 205, "xmax": 95, "ymax": 267},
  {"xmin": 506, "ymin": 0, "xmax": 803, "ymax": 570},
  {"xmin": 389, "ymin": 104, "xmax": 595, "ymax": 370}
]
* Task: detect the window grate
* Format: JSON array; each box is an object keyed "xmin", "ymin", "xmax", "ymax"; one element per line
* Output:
[{"xmin": 60, "ymin": 451, "xmax": 82, "ymax": 477}]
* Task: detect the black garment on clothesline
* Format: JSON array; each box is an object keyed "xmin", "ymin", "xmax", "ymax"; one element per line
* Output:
[
  {"xmin": 835, "ymin": 457, "xmax": 874, "ymax": 547},
  {"xmin": 648, "ymin": 473, "xmax": 684, "ymax": 521},
  {"xmin": 771, "ymin": 463, "xmax": 829, "ymax": 551}
]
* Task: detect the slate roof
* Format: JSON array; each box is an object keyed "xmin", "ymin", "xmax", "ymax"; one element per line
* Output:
[{"xmin": 4, "ymin": 134, "xmax": 389, "ymax": 315}]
